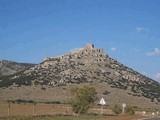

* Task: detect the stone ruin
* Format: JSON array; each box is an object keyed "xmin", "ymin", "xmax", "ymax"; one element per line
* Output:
[
  {"xmin": 85, "ymin": 43, "xmax": 94, "ymax": 49},
  {"xmin": 43, "ymin": 43, "xmax": 105, "ymax": 62}
]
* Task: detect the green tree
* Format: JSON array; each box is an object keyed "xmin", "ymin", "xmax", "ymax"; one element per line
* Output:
[
  {"xmin": 70, "ymin": 86, "xmax": 97, "ymax": 114},
  {"xmin": 112, "ymin": 104, "xmax": 122, "ymax": 114}
]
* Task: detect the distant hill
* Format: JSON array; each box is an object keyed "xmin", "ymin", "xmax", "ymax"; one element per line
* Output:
[
  {"xmin": 0, "ymin": 44, "xmax": 159, "ymax": 109},
  {"xmin": 0, "ymin": 60, "xmax": 35, "ymax": 77}
]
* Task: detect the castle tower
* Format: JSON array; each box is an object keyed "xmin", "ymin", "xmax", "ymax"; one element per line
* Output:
[{"xmin": 85, "ymin": 43, "xmax": 94, "ymax": 49}]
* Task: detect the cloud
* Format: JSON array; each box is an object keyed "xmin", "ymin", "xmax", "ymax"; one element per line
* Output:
[
  {"xmin": 146, "ymin": 48, "xmax": 160, "ymax": 56},
  {"xmin": 155, "ymin": 73, "xmax": 160, "ymax": 79},
  {"xmin": 111, "ymin": 47, "xmax": 117, "ymax": 52},
  {"xmin": 136, "ymin": 27, "xmax": 149, "ymax": 33},
  {"xmin": 153, "ymin": 73, "xmax": 160, "ymax": 82}
]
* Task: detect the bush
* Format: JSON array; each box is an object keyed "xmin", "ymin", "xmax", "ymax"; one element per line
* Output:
[
  {"xmin": 125, "ymin": 106, "xmax": 135, "ymax": 115},
  {"xmin": 8, "ymin": 99, "xmax": 35, "ymax": 104},
  {"xmin": 112, "ymin": 104, "xmax": 122, "ymax": 114}
]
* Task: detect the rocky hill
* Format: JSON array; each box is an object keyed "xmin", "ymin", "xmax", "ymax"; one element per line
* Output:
[
  {"xmin": 0, "ymin": 60, "xmax": 35, "ymax": 77},
  {"xmin": 0, "ymin": 44, "xmax": 159, "ymax": 109}
]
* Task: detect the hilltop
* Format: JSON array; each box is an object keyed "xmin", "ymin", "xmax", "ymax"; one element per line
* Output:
[{"xmin": 0, "ymin": 44, "xmax": 159, "ymax": 109}]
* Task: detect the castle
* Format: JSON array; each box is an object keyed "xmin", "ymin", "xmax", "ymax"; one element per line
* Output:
[{"xmin": 43, "ymin": 43, "xmax": 104, "ymax": 62}]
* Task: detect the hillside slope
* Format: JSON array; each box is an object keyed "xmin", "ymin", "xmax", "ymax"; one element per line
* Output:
[{"xmin": 0, "ymin": 44, "xmax": 159, "ymax": 109}]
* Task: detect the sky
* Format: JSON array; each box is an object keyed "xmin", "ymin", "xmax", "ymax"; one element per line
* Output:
[{"xmin": 0, "ymin": 0, "xmax": 160, "ymax": 82}]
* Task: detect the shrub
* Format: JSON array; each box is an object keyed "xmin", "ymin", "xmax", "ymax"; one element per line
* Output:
[
  {"xmin": 125, "ymin": 106, "xmax": 135, "ymax": 115},
  {"xmin": 112, "ymin": 104, "xmax": 122, "ymax": 114}
]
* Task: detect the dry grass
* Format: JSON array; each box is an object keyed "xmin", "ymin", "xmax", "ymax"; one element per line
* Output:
[
  {"xmin": 0, "ymin": 102, "xmax": 156, "ymax": 120},
  {"xmin": 0, "ymin": 102, "xmax": 74, "ymax": 116},
  {"xmin": 0, "ymin": 83, "xmax": 159, "ymax": 110}
]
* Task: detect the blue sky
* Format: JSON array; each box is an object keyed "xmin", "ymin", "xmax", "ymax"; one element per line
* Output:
[{"xmin": 0, "ymin": 0, "xmax": 160, "ymax": 82}]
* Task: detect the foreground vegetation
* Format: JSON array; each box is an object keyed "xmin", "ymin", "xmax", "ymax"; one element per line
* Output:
[
  {"xmin": 70, "ymin": 86, "xmax": 97, "ymax": 114},
  {"xmin": 0, "ymin": 115, "xmax": 151, "ymax": 120},
  {"xmin": 0, "ymin": 115, "xmax": 110, "ymax": 120}
]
